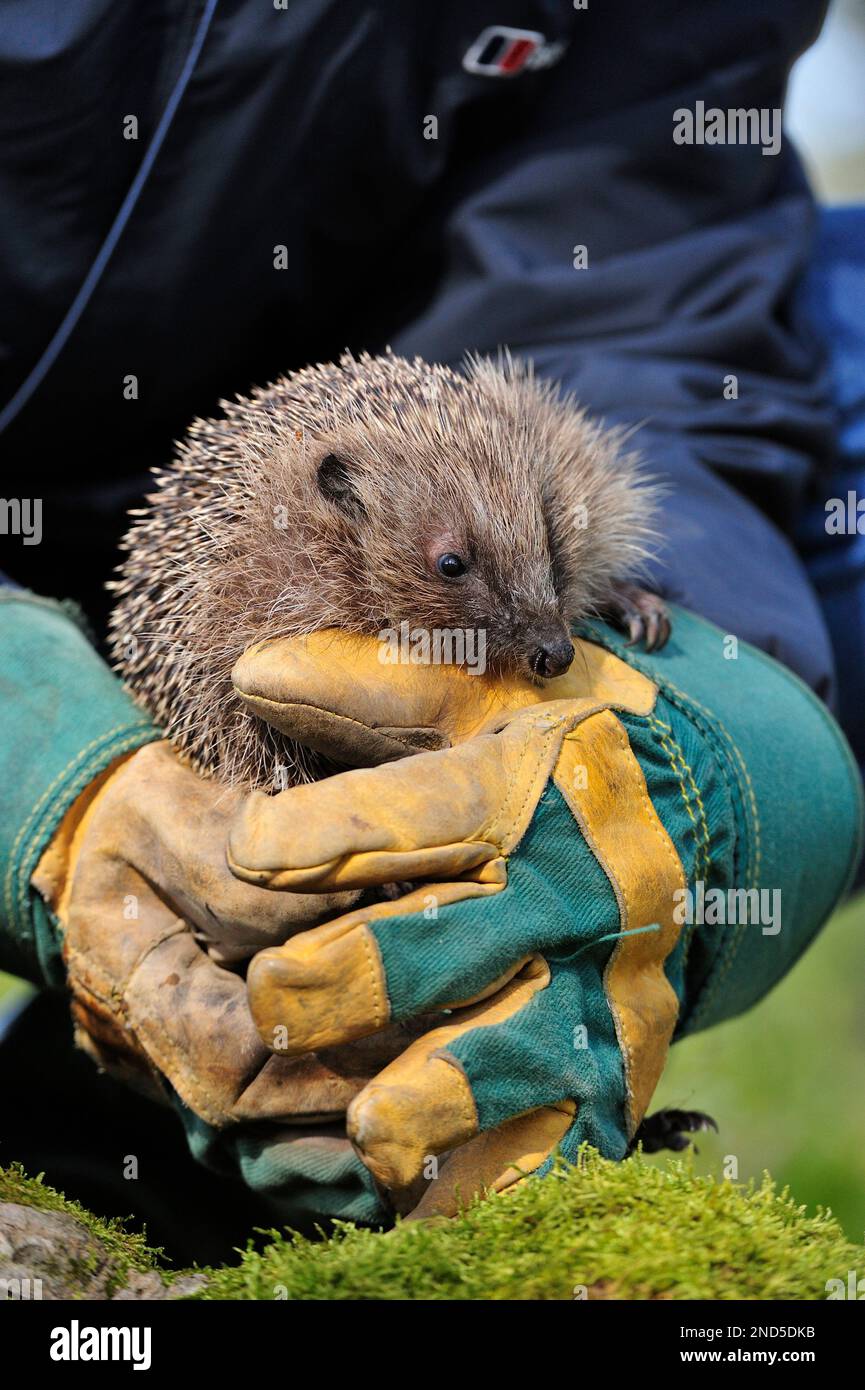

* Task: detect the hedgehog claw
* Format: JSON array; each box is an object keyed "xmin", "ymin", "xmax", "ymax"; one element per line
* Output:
[
  {"xmin": 629, "ymin": 1108, "xmax": 719, "ymax": 1156},
  {"xmin": 606, "ymin": 583, "xmax": 671, "ymax": 652}
]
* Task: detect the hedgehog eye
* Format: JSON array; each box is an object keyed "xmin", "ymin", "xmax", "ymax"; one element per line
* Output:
[{"xmin": 436, "ymin": 552, "xmax": 467, "ymax": 579}]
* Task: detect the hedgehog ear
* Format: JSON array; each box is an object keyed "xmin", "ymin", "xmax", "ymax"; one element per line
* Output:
[{"xmin": 317, "ymin": 453, "xmax": 366, "ymax": 518}]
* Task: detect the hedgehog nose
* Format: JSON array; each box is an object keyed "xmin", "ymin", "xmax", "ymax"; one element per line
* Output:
[{"xmin": 531, "ymin": 638, "xmax": 575, "ymax": 679}]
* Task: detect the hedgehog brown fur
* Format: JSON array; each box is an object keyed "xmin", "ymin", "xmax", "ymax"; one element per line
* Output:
[{"xmin": 109, "ymin": 350, "xmax": 660, "ymax": 790}]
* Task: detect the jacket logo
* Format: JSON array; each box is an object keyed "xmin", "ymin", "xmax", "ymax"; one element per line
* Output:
[{"xmin": 462, "ymin": 25, "xmax": 567, "ymax": 77}]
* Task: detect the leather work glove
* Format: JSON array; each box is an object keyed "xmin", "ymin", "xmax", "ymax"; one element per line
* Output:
[
  {"xmin": 0, "ymin": 591, "xmax": 419, "ymax": 1222},
  {"xmin": 30, "ymin": 738, "xmax": 376, "ymax": 1127},
  {"xmin": 226, "ymin": 608, "xmax": 863, "ymax": 1219}
]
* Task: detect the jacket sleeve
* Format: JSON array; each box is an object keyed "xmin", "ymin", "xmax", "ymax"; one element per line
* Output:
[{"xmin": 392, "ymin": 10, "xmax": 836, "ymax": 703}]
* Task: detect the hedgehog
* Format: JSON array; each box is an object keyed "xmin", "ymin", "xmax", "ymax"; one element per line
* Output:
[{"xmin": 109, "ymin": 350, "xmax": 667, "ymax": 790}]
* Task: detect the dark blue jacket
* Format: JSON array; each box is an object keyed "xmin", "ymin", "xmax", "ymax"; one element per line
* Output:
[{"xmin": 0, "ymin": 0, "xmax": 836, "ymax": 697}]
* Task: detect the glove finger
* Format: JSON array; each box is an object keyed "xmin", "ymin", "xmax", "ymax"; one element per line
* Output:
[
  {"xmin": 247, "ymin": 876, "xmax": 537, "ymax": 1056},
  {"xmin": 231, "ymin": 629, "xmax": 654, "ymax": 764},
  {"xmin": 403, "ymin": 1105, "xmax": 576, "ymax": 1220},
  {"xmin": 231, "ymin": 630, "xmax": 548, "ymax": 765},
  {"xmin": 343, "ymin": 955, "xmax": 581, "ymax": 1214},
  {"xmin": 228, "ymin": 708, "xmax": 565, "ymax": 891}
]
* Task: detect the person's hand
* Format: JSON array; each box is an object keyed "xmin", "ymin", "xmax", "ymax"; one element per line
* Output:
[
  {"xmin": 31, "ymin": 737, "xmax": 385, "ymax": 1128},
  {"xmin": 229, "ymin": 616, "xmax": 861, "ymax": 1218},
  {"xmin": 4, "ymin": 590, "xmax": 422, "ymax": 1221},
  {"xmin": 226, "ymin": 625, "xmax": 679, "ymax": 1217}
]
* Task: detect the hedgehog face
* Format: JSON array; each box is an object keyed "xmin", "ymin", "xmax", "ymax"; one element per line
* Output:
[
  {"xmin": 314, "ymin": 440, "xmax": 575, "ymax": 679},
  {"xmin": 419, "ymin": 524, "xmax": 575, "ymax": 680}
]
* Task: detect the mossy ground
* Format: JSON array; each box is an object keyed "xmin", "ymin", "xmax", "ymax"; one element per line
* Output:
[{"xmin": 3, "ymin": 1151, "xmax": 860, "ymax": 1300}]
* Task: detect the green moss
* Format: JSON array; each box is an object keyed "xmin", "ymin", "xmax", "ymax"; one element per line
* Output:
[
  {"xmin": 194, "ymin": 1151, "xmax": 861, "ymax": 1301},
  {"xmin": 3, "ymin": 1150, "xmax": 861, "ymax": 1300}
]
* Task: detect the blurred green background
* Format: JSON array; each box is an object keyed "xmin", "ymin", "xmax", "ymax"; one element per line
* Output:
[
  {"xmin": 651, "ymin": 891, "xmax": 865, "ymax": 1242},
  {"xmin": 2, "ymin": 889, "xmax": 863, "ymax": 1242}
]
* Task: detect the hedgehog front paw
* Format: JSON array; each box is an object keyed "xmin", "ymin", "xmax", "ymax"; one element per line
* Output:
[
  {"xmin": 604, "ymin": 582, "xmax": 671, "ymax": 652},
  {"xmin": 629, "ymin": 1107, "xmax": 718, "ymax": 1155}
]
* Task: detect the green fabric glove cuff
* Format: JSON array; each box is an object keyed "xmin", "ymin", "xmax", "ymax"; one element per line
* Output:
[
  {"xmin": 580, "ymin": 606, "xmax": 865, "ymax": 1032},
  {"xmin": 0, "ymin": 590, "xmax": 157, "ymax": 987},
  {"xmin": 180, "ymin": 1103, "xmax": 388, "ymax": 1226}
]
